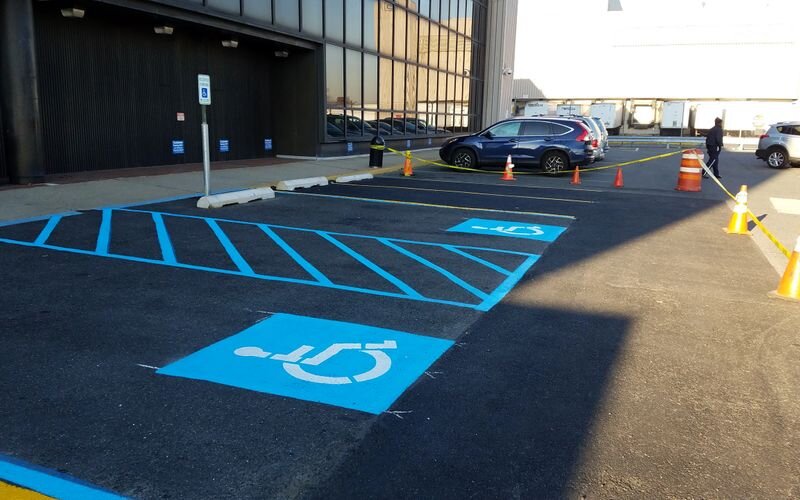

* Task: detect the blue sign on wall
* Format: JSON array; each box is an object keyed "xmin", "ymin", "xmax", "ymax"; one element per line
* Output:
[
  {"xmin": 171, "ymin": 140, "xmax": 184, "ymax": 155},
  {"xmin": 406, "ymin": 139, "xmax": 411, "ymax": 149},
  {"xmin": 447, "ymin": 218, "xmax": 567, "ymax": 242},
  {"xmin": 157, "ymin": 314, "xmax": 453, "ymax": 414},
  {"xmin": 346, "ymin": 142, "xmax": 353, "ymax": 153},
  {"xmin": 219, "ymin": 139, "xmax": 230, "ymax": 152},
  {"xmin": 264, "ymin": 138, "xmax": 273, "ymax": 151}
]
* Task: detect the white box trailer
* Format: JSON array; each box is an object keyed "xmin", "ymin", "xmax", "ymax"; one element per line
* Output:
[
  {"xmin": 661, "ymin": 101, "xmax": 690, "ymax": 129},
  {"xmin": 589, "ymin": 103, "xmax": 623, "ymax": 132},
  {"xmin": 523, "ymin": 101, "xmax": 555, "ymax": 117},
  {"xmin": 692, "ymin": 102, "xmax": 727, "ymax": 132},
  {"xmin": 556, "ymin": 104, "xmax": 585, "ymax": 116}
]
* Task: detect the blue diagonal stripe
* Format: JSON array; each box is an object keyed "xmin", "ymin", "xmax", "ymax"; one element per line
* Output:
[
  {"xmin": 442, "ymin": 245, "xmax": 513, "ymax": 276},
  {"xmin": 379, "ymin": 238, "xmax": 489, "ymax": 301},
  {"xmin": 258, "ymin": 224, "xmax": 332, "ymax": 285},
  {"xmin": 118, "ymin": 209, "xmax": 544, "ymax": 257},
  {"xmin": 0, "ymin": 238, "xmax": 479, "ymax": 309},
  {"xmin": 476, "ymin": 255, "xmax": 540, "ymax": 311},
  {"xmin": 0, "ymin": 453, "xmax": 124, "ymax": 500},
  {"xmin": 34, "ymin": 215, "xmax": 63, "ymax": 245},
  {"xmin": 317, "ymin": 232, "xmax": 423, "ymax": 299},
  {"xmin": 95, "ymin": 209, "xmax": 112, "ymax": 255},
  {"xmin": 152, "ymin": 213, "xmax": 177, "ymax": 264},
  {"xmin": 205, "ymin": 219, "xmax": 254, "ymax": 275}
]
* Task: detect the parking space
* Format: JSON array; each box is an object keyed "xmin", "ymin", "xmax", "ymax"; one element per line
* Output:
[
  {"xmin": 2, "ymin": 146, "xmax": 799, "ymax": 498},
  {"xmin": 0, "ymin": 170, "xmax": 580, "ymax": 498}
]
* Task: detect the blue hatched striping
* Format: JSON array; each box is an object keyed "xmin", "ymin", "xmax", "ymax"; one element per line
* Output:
[
  {"xmin": 95, "ymin": 209, "xmax": 113, "ymax": 255},
  {"xmin": 205, "ymin": 219, "xmax": 255, "ymax": 275},
  {"xmin": 0, "ymin": 209, "xmax": 555, "ymax": 311},
  {"xmin": 378, "ymin": 238, "xmax": 490, "ymax": 302},
  {"xmin": 317, "ymin": 232, "xmax": 423, "ymax": 298},
  {"xmin": 34, "ymin": 215, "xmax": 63, "ymax": 245},
  {"xmin": 441, "ymin": 244, "xmax": 513, "ymax": 277},
  {"xmin": 258, "ymin": 224, "xmax": 332, "ymax": 285},
  {"xmin": 152, "ymin": 212, "xmax": 177, "ymax": 264}
]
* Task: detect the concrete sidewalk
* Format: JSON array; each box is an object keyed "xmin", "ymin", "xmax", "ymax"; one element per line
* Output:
[{"xmin": 0, "ymin": 150, "xmax": 440, "ymax": 222}]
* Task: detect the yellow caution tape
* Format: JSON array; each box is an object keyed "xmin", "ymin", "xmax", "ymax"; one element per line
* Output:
[
  {"xmin": 699, "ymin": 159, "xmax": 792, "ymax": 259},
  {"xmin": 383, "ymin": 146, "xmax": 682, "ymax": 176}
]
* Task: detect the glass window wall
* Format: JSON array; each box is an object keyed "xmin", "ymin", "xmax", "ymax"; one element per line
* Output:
[
  {"xmin": 346, "ymin": 0, "xmax": 363, "ymax": 46},
  {"xmin": 326, "ymin": 0, "xmax": 344, "ymax": 41},
  {"xmin": 167, "ymin": 0, "xmax": 486, "ymax": 142},
  {"xmin": 302, "ymin": 0, "xmax": 323, "ymax": 36},
  {"xmin": 322, "ymin": 0, "xmax": 486, "ymax": 140},
  {"xmin": 274, "ymin": 1, "xmax": 300, "ymax": 31}
]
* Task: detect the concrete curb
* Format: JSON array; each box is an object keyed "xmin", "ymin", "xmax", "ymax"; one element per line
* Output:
[
  {"xmin": 196, "ymin": 187, "xmax": 275, "ymax": 209},
  {"xmin": 275, "ymin": 177, "xmax": 329, "ymax": 191}
]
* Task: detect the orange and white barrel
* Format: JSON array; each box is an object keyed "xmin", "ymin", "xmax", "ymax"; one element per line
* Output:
[{"xmin": 675, "ymin": 149, "xmax": 704, "ymax": 192}]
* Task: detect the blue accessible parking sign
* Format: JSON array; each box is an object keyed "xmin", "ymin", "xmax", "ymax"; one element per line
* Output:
[
  {"xmin": 447, "ymin": 218, "xmax": 567, "ymax": 242},
  {"xmin": 157, "ymin": 314, "xmax": 452, "ymax": 414}
]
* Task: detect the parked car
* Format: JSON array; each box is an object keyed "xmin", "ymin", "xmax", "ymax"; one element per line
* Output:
[
  {"xmin": 380, "ymin": 118, "xmax": 420, "ymax": 134},
  {"xmin": 366, "ymin": 120, "xmax": 399, "ymax": 135},
  {"xmin": 327, "ymin": 121, "xmax": 345, "ymax": 137},
  {"xmin": 756, "ymin": 121, "xmax": 800, "ymax": 168},
  {"xmin": 545, "ymin": 114, "xmax": 605, "ymax": 160},
  {"xmin": 589, "ymin": 116, "xmax": 610, "ymax": 153},
  {"xmin": 327, "ymin": 114, "xmax": 378, "ymax": 137},
  {"xmin": 406, "ymin": 118, "xmax": 449, "ymax": 134},
  {"xmin": 438, "ymin": 117, "xmax": 596, "ymax": 174}
]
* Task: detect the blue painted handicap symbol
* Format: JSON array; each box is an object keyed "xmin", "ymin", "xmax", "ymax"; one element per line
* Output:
[
  {"xmin": 157, "ymin": 314, "xmax": 452, "ymax": 414},
  {"xmin": 447, "ymin": 218, "xmax": 566, "ymax": 242}
]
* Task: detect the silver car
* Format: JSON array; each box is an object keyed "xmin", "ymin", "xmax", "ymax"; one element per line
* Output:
[
  {"xmin": 756, "ymin": 121, "xmax": 800, "ymax": 168},
  {"xmin": 535, "ymin": 115, "xmax": 604, "ymax": 160}
]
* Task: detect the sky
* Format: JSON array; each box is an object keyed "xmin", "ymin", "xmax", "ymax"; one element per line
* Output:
[{"xmin": 513, "ymin": 0, "xmax": 800, "ymax": 99}]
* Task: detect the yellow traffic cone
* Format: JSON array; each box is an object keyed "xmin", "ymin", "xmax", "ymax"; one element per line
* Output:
[
  {"xmin": 724, "ymin": 185, "xmax": 750, "ymax": 235},
  {"xmin": 772, "ymin": 236, "xmax": 800, "ymax": 301}
]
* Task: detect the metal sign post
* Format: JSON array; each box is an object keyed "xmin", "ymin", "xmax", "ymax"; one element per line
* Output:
[{"xmin": 197, "ymin": 74, "xmax": 211, "ymax": 196}]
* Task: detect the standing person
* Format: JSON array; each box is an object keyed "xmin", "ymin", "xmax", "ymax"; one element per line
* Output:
[{"xmin": 703, "ymin": 117, "xmax": 724, "ymax": 179}]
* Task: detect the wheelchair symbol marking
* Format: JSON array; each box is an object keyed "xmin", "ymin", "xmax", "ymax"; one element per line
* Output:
[
  {"xmin": 234, "ymin": 340, "xmax": 397, "ymax": 385},
  {"xmin": 471, "ymin": 225, "xmax": 545, "ymax": 237}
]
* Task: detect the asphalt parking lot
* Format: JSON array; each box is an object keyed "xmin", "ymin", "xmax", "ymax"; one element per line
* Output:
[{"xmin": 1, "ymin": 147, "xmax": 799, "ymax": 498}]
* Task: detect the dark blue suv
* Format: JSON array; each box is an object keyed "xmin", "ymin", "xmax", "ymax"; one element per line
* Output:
[{"xmin": 439, "ymin": 117, "xmax": 596, "ymax": 173}]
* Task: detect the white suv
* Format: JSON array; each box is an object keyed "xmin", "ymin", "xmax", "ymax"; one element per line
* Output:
[{"xmin": 756, "ymin": 122, "xmax": 800, "ymax": 168}]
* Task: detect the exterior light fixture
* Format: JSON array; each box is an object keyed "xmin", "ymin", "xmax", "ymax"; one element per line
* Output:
[
  {"xmin": 221, "ymin": 39, "xmax": 239, "ymax": 48},
  {"xmin": 154, "ymin": 26, "xmax": 174, "ymax": 35},
  {"xmin": 274, "ymin": 50, "xmax": 289, "ymax": 58},
  {"xmin": 502, "ymin": 67, "xmax": 513, "ymax": 76},
  {"xmin": 60, "ymin": 7, "xmax": 85, "ymax": 18}
]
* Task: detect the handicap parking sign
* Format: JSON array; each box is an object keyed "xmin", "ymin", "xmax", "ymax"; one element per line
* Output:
[
  {"xmin": 447, "ymin": 218, "xmax": 566, "ymax": 242},
  {"xmin": 157, "ymin": 314, "xmax": 452, "ymax": 414}
]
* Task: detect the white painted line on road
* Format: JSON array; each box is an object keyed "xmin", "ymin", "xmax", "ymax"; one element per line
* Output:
[
  {"xmin": 335, "ymin": 182, "xmax": 596, "ymax": 203},
  {"xmin": 277, "ymin": 190, "xmax": 577, "ymax": 219},
  {"xmin": 770, "ymin": 197, "xmax": 800, "ymax": 215},
  {"xmin": 136, "ymin": 364, "xmax": 161, "ymax": 370}
]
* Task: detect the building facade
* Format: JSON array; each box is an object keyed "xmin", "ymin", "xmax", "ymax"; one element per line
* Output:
[{"xmin": 0, "ymin": 0, "xmax": 516, "ymax": 184}]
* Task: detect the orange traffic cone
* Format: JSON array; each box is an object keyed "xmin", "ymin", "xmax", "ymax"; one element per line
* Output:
[
  {"xmin": 772, "ymin": 236, "xmax": 800, "ymax": 301},
  {"xmin": 501, "ymin": 155, "xmax": 515, "ymax": 181},
  {"xmin": 724, "ymin": 185, "xmax": 750, "ymax": 235},
  {"xmin": 402, "ymin": 150, "xmax": 413, "ymax": 177},
  {"xmin": 613, "ymin": 167, "xmax": 624, "ymax": 188},
  {"xmin": 570, "ymin": 165, "xmax": 581, "ymax": 185}
]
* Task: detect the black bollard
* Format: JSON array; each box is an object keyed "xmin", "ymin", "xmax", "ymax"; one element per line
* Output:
[{"xmin": 369, "ymin": 135, "xmax": 385, "ymax": 168}]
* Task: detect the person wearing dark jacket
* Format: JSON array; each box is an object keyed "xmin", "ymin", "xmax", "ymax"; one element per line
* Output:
[{"xmin": 704, "ymin": 117, "xmax": 724, "ymax": 178}]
